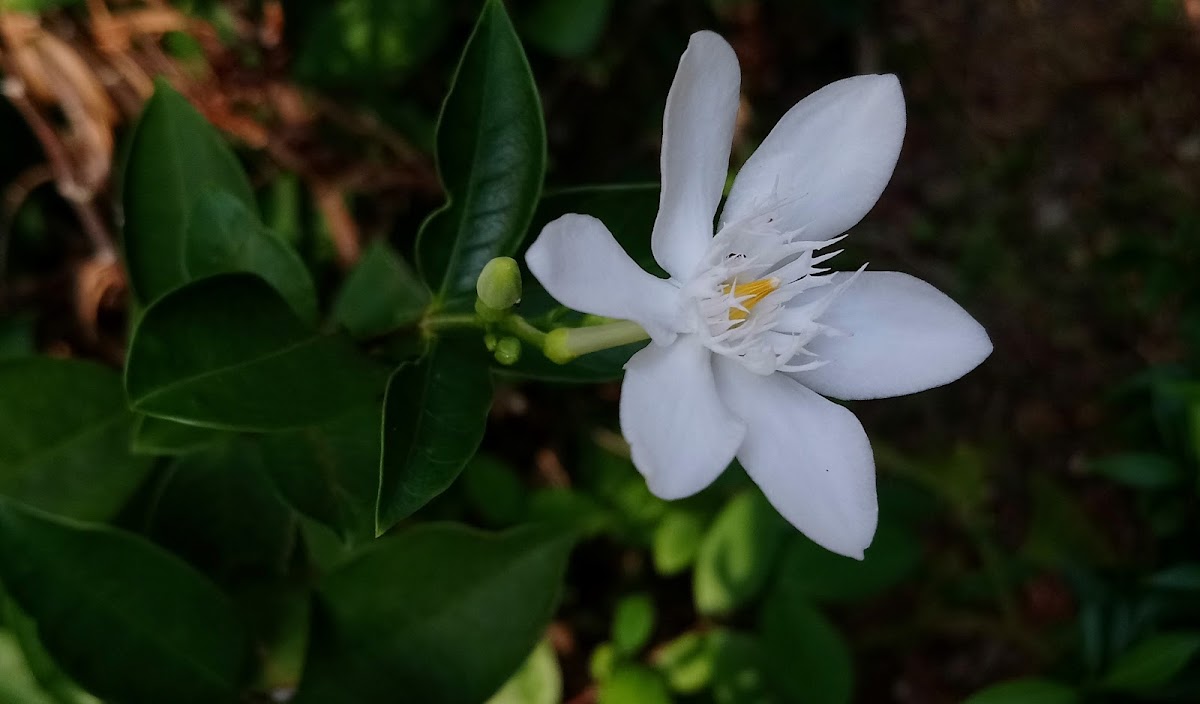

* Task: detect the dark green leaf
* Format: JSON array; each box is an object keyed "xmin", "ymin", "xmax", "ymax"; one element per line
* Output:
[
  {"xmin": 709, "ymin": 631, "xmax": 771, "ymax": 704},
  {"xmin": 694, "ymin": 490, "xmax": 789, "ymax": 616},
  {"xmin": 1147, "ymin": 563, "xmax": 1200, "ymax": 592},
  {"xmin": 521, "ymin": 0, "xmax": 612, "ymax": 58},
  {"xmin": 144, "ymin": 440, "xmax": 297, "ymax": 580},
  {"xmin": 759, "ymin": 596, "xmax": 853, "ymax": 704},
  {"xmin": 295, "ymin": 524, "xmax": 572, "ymax": 704},
  {"xmin": 125, "ymin": 274, "xmax": 386, "ymax": 431},
  {"xmin": 1, "ymin": 594, "xmax": 99, "ymax": 704},
  {"xmin": 772, "ymin": 515, "xmax": 921, "ymax": 602},
  {"xmin": 0, "ymin": 498, "xmax": 249, "ymax": 704},
  {"xmin": 122, "ymin": 80, "xmax": 256, "ymax": 303},
  {"xmin": 1089, "ymin": 453, "xmax": 1185, "ymax": 490},
  {"xmin": 294, "ymin": 0, "xmax": 451, "ymax": 88},
  {"xmin": 131, "ymin": 415, "xmax": 226, "ymax": 456},
  {"xmin": 417, "ymin": 0, "xmax": 546, "ymax": 306},
  {"xmin": 1102, "ymin": 632, "xmax": 1200, "ymax": 692},
  {"xmin": 378, "ymin": 339, "xmax": 493, "ymax": 531},
  {"xmin": 332, "ymin": 241, "xmax": 430, "ymax": 338},
  {"xmin": 182, "ymin": 190, "xmax": 317, "ymax": 323},
  {"xmin": 963, "ymin": 679, "xmax": 1079, "ymax": 704},
  {"xmin": 0, "ymin": 358, "xmax": 151, "ymax": 521},
  {"xmin": 258, "ymin": 400, "xmax": 383, "ymax": 544},
  {"xmin": 462, "ymin": 455, "xmax": 529, "ymax": 527},
  {"xmin": 0, "ymin": 315, "xmax": 35, "ymax": 360}
]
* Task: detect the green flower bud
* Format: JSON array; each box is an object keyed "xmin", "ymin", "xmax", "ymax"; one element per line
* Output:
[
  {"xmin": 494, "ymin": 337, "xmax": 521, "ymax": 366},
  {"xmin": 483, "ymin": 333, "xmax": 499, "ymax": 352},
  {"xmin": 475, "ymin": 256, "xmax": 522, "ymax": 311}
]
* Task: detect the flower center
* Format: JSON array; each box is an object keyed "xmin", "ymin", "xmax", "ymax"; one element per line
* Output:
[
  {"xmin": 723, "ymin": 277, "xmax": 780, "ymax": 321},
  {"xmin": 680, "ymin": 206, "xmax": 861, "ymax": 375}
]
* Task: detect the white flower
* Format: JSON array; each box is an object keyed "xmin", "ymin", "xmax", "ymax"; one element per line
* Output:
[{"xmin": 525, "ymin": 31, "xmax": 992, "ymax": 558}]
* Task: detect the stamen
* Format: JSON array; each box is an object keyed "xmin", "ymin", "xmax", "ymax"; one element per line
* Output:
[{"xmin": 723, "ymin": 277, "xmax": 780, "ymax": 321}]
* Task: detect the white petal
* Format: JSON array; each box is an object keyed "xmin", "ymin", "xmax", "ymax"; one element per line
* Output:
[
  {"xmin": 790, "ymin": 271, "xmax": 992, "ymax": 400},
  {"xmin": 620, "ymin": 337, "xmax": 745, "ymax": 500},
  {"xmin": 526, "ymin": 214, "xmax": 683, "ymax": 343},
  {"xmin": 714, "ymin": 357, "xmax": 877, "ymax": 558},
  {"xmin": 720, "ymin": 74, "xmax": 906, "ymax": 241},
  {"xmin": 652, "ymin": 31, "xmax": 741, "ymax": 281}
]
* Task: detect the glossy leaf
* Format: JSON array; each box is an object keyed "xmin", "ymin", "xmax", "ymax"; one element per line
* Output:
[
  {"xmin": 332, "ymin": 240, "xmax": 430, "ymax": 339},
  {"xmin": 131, "ymin": 415, "xmax": 225, "ymax": 456},
  {"xmin": 963, "ymin": 679, "xmax": 1079, "ymax": 704},
  {"xmin": 0, "ymin": 358, "xmax": 151, "ymax": 520},
  {"xmin": 182, "ymin": 190, "xmax": 317, "ymax": 323},
  {"xmin": 378, "ymin": 339, "xmax": 493, "ymax": 531},
  {"xmin": 122, "ymin": 81, "xmax": 256, "ymax": 303},
  {"xmin": 126, "ymin": 274, "xmax": 386, "ymax": 431},
  {"xmin": 772, "ymin": 515, "xmax": 921, "ymax": 603},
  {"xmin": 759, "ymin": 595, "xmax": 853, "ymax": 704},
  {"xmin": 258, "ymin": 400, "xmax": 383, "ymax": 543},
  {"xmin": 693, "ymin": 490, "xmax": 790, "ymax": 616},
  {"xmin": 144, "ymin": 440, "xmax": 298, "ymax": 580},
  {"xmin": 1101, "ymin": 632, "xmax": 1200, "ymax": 691},
  {"xmin": 0, "ymin": 498, "xmax": 249, "ymax": 704},
  {"xmin": 295, "ymin": 524, "xmax": 572, "ymax": 704},
  {"xmin": 417, "ymin": 0, "xmax": 546, "ymax": 306}
]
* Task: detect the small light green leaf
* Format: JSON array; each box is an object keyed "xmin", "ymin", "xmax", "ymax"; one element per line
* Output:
[
  {"xmin": 0, "ymin": 630, "xmax": 59, "ymax": 704},
  {"xmin": 377, "ymin": 338, "xmax": 493, "ymax": 531},
  {"xmin": 486, "ymin": 640, "xmax": 562, "ymax": 704},
  {"xmin": 652, "ymin": 632, "xmax": 716, "ymax": 695},
  {"xmin": 122, "ymin": 80, "xmax": 256, "ymax": 304},
  {"xmin": 332, "ymin": 241, "xmax": 430, "ymax": 338},
  {"xmin": 694, "ymin": 490, "xmax": 789, "ymax": 616},
  {"xmin": 294, "ymin": 0, "xmax": 451, "ymax": 88},
  {"xmin": 1101, "ymin": 632, "xmax": 1200, "ymax": 692},
  {"xmin": 0, "ymin": 358, "xmax": 151, "ymax": 521},
  {"xmin": 1089, "ymin": 453, "xmax": 1184, "ymax": 490},
  {"xmin": 0, "ymin": 497, "xmax": 250, "ymax": 704},
  {"xmin": 295, "ymin": 524, "xmax": 573, "ymax": 704},
  {"xmin": 652, "ymin": 507, "xmax": 706, "ymax": 576},
  {"xmin": 772, "ymin": 515, "xmax": 921, "ymax": 603},
  {"xmin": 125, "ymin": 274, "xmax": 386, "ymax": 431},
  {"xmin": 521, "ymin": 0, "xmax": 612, "ymax": 58},
  {"xmin": 144, "ymin": 439, "xmax": 298, "ymax": 581},
  {"xmin": 963, "ymin": 679, "xmax": 1079, "ymax": 704},
  {"xmin": 131, "ymin": 415, "xmax": 226, "ymax": 456},
  {"xmin": 598, "ymin": 665, "xmax": 673, "ymax": 704},
  {"xmin": 710, "ymin": 631, "xmax": 770, "ymax": 704},
  {"xmin": 2, "ymin": 595, "xmax": 101, "ymax": 704},
  {"xmin": 182, "ymin": 189, "xmax": 317, "ymax": 323},
  {"xmin": 258, "ymin": 400, "xmax": 383, "ymax": 544},
  {"xmin": 417, "ymin": 0, "xmax": 546, "ymax": 307},
  {"xmin": 758, "ymin": 596, "xmax": 852, "ymax": 704},
  {"xmin": 612, "ymin": 593, "xmax": 656, "ymax": 656}
]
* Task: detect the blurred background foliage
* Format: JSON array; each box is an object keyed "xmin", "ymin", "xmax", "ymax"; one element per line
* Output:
[{"xmin": 1, "ymin": 0, "xmax": 1199, "ymax": 703}]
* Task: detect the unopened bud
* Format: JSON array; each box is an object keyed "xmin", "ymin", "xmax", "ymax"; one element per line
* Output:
[
  {"xmin": 476, "ymin": 257, "xmax": 522, "ymax": 311},
  {"xmin": 494, "ymin": 337, "xmax": 521, "ymax": 366},
  {"xmin": 484, "ymin": 333, "xmax": 499, "ymax": 352}
]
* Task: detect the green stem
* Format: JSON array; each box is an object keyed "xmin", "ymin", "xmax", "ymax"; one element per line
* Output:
[{"xmin": 544, "ymin": 320, "xmax": 649, "ymax": 363}]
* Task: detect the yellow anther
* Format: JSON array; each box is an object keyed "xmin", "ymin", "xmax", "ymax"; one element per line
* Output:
[{"xmin": 723, "ymin": 277, "xmax": 780, "ymax": 321}]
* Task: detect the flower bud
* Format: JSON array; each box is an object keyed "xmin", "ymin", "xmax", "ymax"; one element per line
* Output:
[
  {"xmin": 493, "ymin": 337, "xmax": 521, "ymax": 366},
  {"xmin": 483, "ymin": 333, "xmax": 498, "ymax": 352},
  {"xmin": 475, "ymin": 257, "xmax": 522, "ymax": 311}
]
